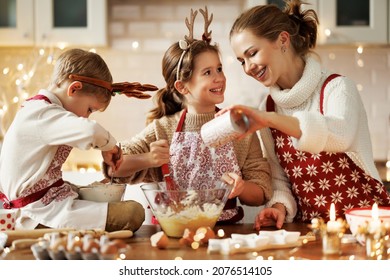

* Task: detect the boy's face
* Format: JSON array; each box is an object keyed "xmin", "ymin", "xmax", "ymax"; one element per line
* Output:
[
  {"xmin": 66, "ymin": 91, "xmax": 106, "ymax": 118},
  {"xmin": 64, "ymin": 81, "xmax": 107, "ymax": 118}
]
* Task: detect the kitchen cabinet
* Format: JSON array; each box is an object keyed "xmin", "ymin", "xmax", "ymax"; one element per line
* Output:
[
  {"xmin": 244, "ymin": 0, "xmax": 317, "ymax": 11},
  {"xmin": 317, "ymin": 0, "xmax": 387, "ymax": 45},
  {"xmin": 0, "ymin": 0, "xmax": 107, "ymax": 47},
  {"xmin": 0, "ymin": 0, "xmax": 34, "ymax": 46},
  {"xmin": 244, "ymin": 0, "xmax": 388, "ymax": 46}
]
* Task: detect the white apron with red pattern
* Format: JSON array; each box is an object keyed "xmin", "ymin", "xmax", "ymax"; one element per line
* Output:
[
  {"xmin": 5, "ymin": 94, "xmax": 107, "ymax": 230},
  {"xmin": 15, "ymin": 95, "xmax": 78, "ymax": 205},
  {"xmin": 266, "ymin": 75, "xmax": 390, "ymax": 222},
  {"xmin": 168, "ymin": 109, "xmax": 244, "ymax": 223},
  {"xmin": 19, "ymin": 144, "xmax": 78, "ymax": 204}
]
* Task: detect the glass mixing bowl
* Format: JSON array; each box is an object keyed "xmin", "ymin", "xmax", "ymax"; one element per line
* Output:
[{"xmin": 140, "ymin": 181, "xmax": 232, "ymax": 238}]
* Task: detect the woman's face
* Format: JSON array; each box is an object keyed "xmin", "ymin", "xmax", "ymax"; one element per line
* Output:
[
  {"xmin": 183, "ymin": 50, "xmax": 226, "ymax": 113},
  {"xmin": 230, "ymin": 29, "xmax": 284, "ymax": 87}
]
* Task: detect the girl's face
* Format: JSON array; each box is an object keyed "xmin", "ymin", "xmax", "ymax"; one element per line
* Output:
[
  {"xmin": 183, "ymin": 51, "xmax": 226, "ymax": 114},
  {"xmin": 230, "ymin": 29, "xmax": 285, "ymax": 88}
]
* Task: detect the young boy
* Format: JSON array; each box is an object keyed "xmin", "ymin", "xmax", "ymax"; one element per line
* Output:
[{"xmin": 0, "ymin": 48, "xmax": 156, "ymax": 232}]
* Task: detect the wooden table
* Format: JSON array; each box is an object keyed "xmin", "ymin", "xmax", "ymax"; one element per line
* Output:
[
  {"xmin": 124, "ymin": 223, "xmax": 368, "ymax": 260},
  {"xmin": 1, "ymin": 223, "xmax": 372, "ymax": 260}
]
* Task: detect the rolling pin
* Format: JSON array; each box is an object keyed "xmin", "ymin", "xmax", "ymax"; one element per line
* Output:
[{"xmin": 4, "ymin": 228, "xmax": 75, "ymax": 246}]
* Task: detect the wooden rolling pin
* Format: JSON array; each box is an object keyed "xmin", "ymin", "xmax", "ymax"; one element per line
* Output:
[
  {"xmin": 4, "ymin": 228, "xmax": 75, "ymax": 246},
  {"xmin": 3, "ymin": 228, "xmax": 133, "ymax": 247}
]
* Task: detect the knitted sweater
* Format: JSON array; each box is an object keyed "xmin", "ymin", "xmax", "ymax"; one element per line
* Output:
[
  {"xmin": 260, "ymin": 56, "xmax": 380, "ymax": 222},
  {"xmin": 119, "ymin": 110, "xmax": 272, "ymax": 202}
]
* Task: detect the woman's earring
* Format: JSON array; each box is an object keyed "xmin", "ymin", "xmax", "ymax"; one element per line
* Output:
[{"xmin": 281, "ymin": 45, "xmax": 286, "ymax": 53}]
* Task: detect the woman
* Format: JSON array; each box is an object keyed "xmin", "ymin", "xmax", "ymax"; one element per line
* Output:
[{"xmin": 218, "ymin": 0, "xmax": 390, "ymax": 230}]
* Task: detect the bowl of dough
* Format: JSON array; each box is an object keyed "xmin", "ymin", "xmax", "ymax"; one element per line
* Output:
[
  {"xmin": 140, "ymin": 181, "xmax": 232, "ymax": 238},
  {"xmin": 78, "ymin": 181, "xmax": 126, "ymax": 203}
]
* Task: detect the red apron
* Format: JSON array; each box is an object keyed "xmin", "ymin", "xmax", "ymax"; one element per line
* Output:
[
  {"xmin": 0, "ymin": 94, "xmax": 75, "ymax": 209},
  {"xmin": 164, "ymin": 109, "xmax": 244, "ymax": 223},
  {"xmin": 266, "ymin": 74, "xmax": 390, "ymax": 222}
]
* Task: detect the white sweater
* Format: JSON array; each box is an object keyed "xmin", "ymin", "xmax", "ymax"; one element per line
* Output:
[{"xmin": 260, "ymin": 56, "xmax": 380, "ymax": 222}]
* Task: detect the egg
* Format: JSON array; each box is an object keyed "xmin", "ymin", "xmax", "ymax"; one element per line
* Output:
[
  {"xmin": 195, "ymin": 226, "xmax": 216, "ymax": 244},
  {"xmin": 82, "ymin": 236, "xmax": 100, "ymax": 253},
  {"xmin": 100, "ymin": 243, "xmax": 119, "ymax": 255},
  {"xmin": 179, "ymin": 228, "xmax": 195, "ymax": 246},
  {"xmin": 66, "ymin": 235, "xmax": 83, "ymax": 252},
  {"xmin": 49, "ymin": 236, "xmax": 67, "ymax": 251},
  {"xmin": 150, "ymin": 231, "xmax": 169, "ymax": 249}
]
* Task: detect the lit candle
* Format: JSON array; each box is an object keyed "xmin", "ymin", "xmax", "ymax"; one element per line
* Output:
[
  {"xmin": 327, "ymin": 203, "xmax": 341, "ymax": 232},
  {"xmin": 322, "ymin": 203, "xmax": 342, "ymax": 255},
  {"xmin": 386, "ymin": 161, "xmax": 390, "ymax": 181},
  {"xmin": 364, "ymin": 203, "xmax": 386, "ymax": 258},
  {"xmin": 369, "ymin": 203, "xmax": 381, "ymax": 233}
]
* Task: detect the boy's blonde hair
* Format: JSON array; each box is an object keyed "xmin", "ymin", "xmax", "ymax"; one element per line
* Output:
[{"xmin": 50, "ymin": 48, "xmax": 113, "ymax": 104}]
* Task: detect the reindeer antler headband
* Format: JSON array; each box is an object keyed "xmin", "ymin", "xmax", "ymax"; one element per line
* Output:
[
  {"xmin": 68, "ymin": 74, "xmax": 158, "ymax": 99},
  {"xmin": 176, "ymin": 6, "xmax": 213, "ymax": 81}
]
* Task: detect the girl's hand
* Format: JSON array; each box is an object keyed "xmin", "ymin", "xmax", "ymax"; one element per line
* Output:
[
  {"xmin": 253, "ymin": 203, "xmax": 286, "ymax": 231},
  {"xmin": 148, "ymin": 139, "xmax": 170, "ymax": 167},
  {"xmin": 221, "ymin": 172, "xmax": 245, "ymax": 199}
]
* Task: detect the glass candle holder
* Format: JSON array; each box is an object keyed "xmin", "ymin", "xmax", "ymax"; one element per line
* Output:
[
  {"xmin": 322, "ymin": 232, "xmax": 342, "ymax": 255},
  {"xmin": 365, "ymin": 236, "xmax": 386, "ymax": 259}
]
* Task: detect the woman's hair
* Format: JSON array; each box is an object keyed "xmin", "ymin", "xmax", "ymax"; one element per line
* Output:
[
  {"xmin": 146, "ymin": 40, "xmax": 220, "ymax": 124},
  {"xmin": 50, "ymin": 48, "xmax": 113, "ymax": 104},
  {"xmin": 229, "ymin": 0, "xmax": 319, "ymax": 58}
]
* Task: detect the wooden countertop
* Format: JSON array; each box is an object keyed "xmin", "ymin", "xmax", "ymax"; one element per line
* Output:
[
  {"xmin": 124, "ymin": 223, "xmax": 368, "ymax": 260},
  {"xmin": 1, "ymin": 223, "xmax": 372, "ymax": 260}
]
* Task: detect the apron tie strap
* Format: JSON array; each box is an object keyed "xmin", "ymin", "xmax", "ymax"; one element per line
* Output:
[
  {"xmin": 26, "ymin": 94, "xmax": 52, "ymax": 104},
  {"xmin": 0, "ymin": 179, "xmax": 64, "ymax": 209}
]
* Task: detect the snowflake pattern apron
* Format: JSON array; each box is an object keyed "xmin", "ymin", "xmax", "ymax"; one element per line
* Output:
[
  {"xmin": 0, "ymin": 94, "xmax": 77, "ymax": 209},
  {"xmin": 266, "ymin": 74, "xmax": 390, "ymax": 222},
  {"xmin": 20, "ymin": 144, "xmax": 77, "ymax": 206},
  {"xmin": 168, "ymin": 109, "xmax": 244, "ymax": 223}
]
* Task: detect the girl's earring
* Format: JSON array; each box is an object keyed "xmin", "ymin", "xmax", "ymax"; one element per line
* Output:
[{"xmin": 281, "ymin": 45, "xmax": 286, "ymax": 53}]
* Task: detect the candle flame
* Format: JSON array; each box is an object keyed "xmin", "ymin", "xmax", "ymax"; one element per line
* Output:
[
  {"xmin": 330, "ymin": 203, "xmax": 336, "ymax": 221},
  {"xmin": 372, "ymin": 203, "xmax": 379, "ymax": 220}
]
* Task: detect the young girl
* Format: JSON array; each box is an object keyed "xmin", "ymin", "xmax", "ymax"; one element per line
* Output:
[
  {"xmin": 0, "ymin": 48, "xmax": 157, "ymax": 232},
  {"xmin": 109, "ymin": 8, "xmax": 272, "ymax": 223},
  {"xmin": 218, "ymin": 0, "xmax": 390, "ymax": 229}
]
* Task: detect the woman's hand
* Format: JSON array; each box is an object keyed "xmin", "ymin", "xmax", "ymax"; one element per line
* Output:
[
  {"xmin": 221, "ymin": 172, "xmax": 245, "ymax": 199},
  {"xmin": 216, "ymin": 105, "xmax": 269, "ymax": 139},
  {"xmin": 217, "ymin": 104, "xmax": 302, "ymax": 139},
  {"xmin": 253, "ymin": 203, "xmax": 286, "ymax": 231}
]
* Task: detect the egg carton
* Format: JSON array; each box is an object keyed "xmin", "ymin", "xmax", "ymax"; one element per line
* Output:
[{"xmin": 31, "ymin": 233, "xmax": 130, "ymax": 260}]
